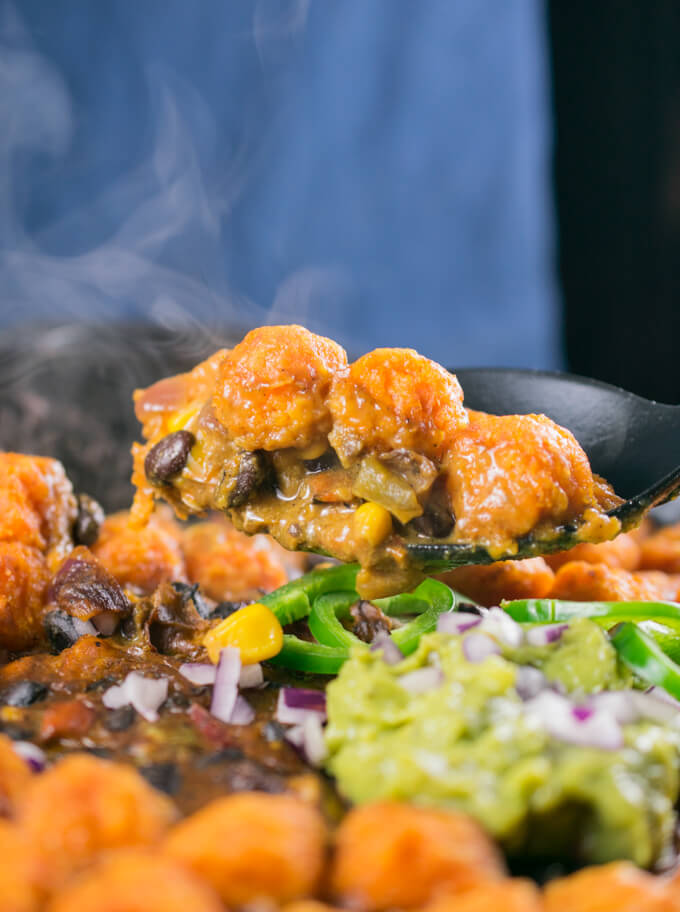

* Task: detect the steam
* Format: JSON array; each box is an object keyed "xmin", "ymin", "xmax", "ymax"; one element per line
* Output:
[{"xmin": 0, "ymin": 4, "xmax": 268, "ymax": 338}]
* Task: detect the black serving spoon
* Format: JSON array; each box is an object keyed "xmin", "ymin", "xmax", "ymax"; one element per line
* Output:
[{"xmin": 407, "ymin": 369, "xmax": 680, "ymax": 571}]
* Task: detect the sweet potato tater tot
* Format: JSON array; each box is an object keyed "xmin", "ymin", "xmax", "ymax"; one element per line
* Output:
[
  {"xmin": 328, "ymin": 349, "xmax": 467, "ymax": 465},
  {"xmin": 91, "ymin": 510, "xmax": 186, "ymax": 595},
  {"xmin": 549, "ymin": 561, "xmax": 679, "ymax": 602},
  {"xmin": 543, "ymin": 862, "xmax": 668, "ymax": 912},
  {"xmin": 545, "ymin": 534, "xmax": 641, "ymax": 571},
  {"xmin": 46, "ymin": 851, "xmax": 223, "ymax": 912},
  {"xmin": 330, "ymin": 802, "xmax": 505, "ymax": 910},
  {"xmin": 181, "ymin": 515, "xmax": 287, "ymax": 602},
  {"xmin": 438, "ymin": 558, "xmax": 554, "ymax": 607},
  {"xmin": 17, "ymin": 754, "xmax": 175, "ymax": 891},
  {"xmin": 0, "ymin": 735, "xmax": 33, "ymax": 817},
  {"xmin": 0, "ymin": 454, "xmax": 76, "ymax": 570},
  {"xmin": 424, "ymin": 879, "xmax": 543, "ymax": 912},
  {"xmin": 0, "ymin": 820, "xmax": 41, "ymax": 912},
  {"xmin": 445, "ymin": 413, "xmax": 614, "ymax": 553},
  {"xmin": 639, "ymin": 525, "xmax": 680, "ymax": 573},
  {"xmin": 164, "ymin": 792, "xmax": 327, "ymax": 906},
  {"xmin": 214, "ymin": 325, "xmax": 347, "ymax": 452},
  {"xmin": 0, "ymin": 543, "xmax": 51, "ymax": 651}
]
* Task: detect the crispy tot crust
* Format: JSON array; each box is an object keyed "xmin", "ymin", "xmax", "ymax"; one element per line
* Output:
[
  {"xmin": 0, "ymin": 820, "xmax": 41, "ymax": 912},
  {"xmin": 163, "ymin": 791, "xmax": 327, "ymax": 906},
  {"xmin": 545, "ymin": 534, "xmax": 641, "ymax": 571},
  {"xmin": 328, "ymin": 348, "xmax": 467, "ymax": 465},
  {"xmin": 0, "ymin": 453, "xmax": 76, "ymax": 570},
  {"xmin": 543, "ymin": 862, "xmax": 668, "ymax": 912},
  {"xmin": 639, "ymin": 525, "xmax": 680, "ymax": 573},
  {"xmin": 17, "ymin": 754, "xmax": 176, "ymax": 891},
  {"xmin": 45, "ymin": 850, "xmax": 223, "ymax": 912},
  {"xmin": 329, "ymin": 802, "xmax": 505, "ymax": 910},
  {"xmin": 424, "ymin": 878, "xmax": 543, "ymax": 912},
  {"xmin": 0, "ymin": 543, "xmax": 51, "ymax": 651},
  {"xmin": 91, "ymin": 510, "xmax": 186, "ymax": 595},
  {"xmin": 438, "ymin": 558, "xmax": 554, "ymax": 607},
  {"xmin": 0, "ymin": 735, "xmax": 32, "ymax": 818},
  {"xmin": 549, "ymin": 560, "xmax": 680, "ymax": 601},
  {"xmin": 214, "ymin": 325, "xmax": 347, "ymax": 451},
  {"xmin": 181, "ymin": 515, "xmax": 287, "ymax": 602},
  {"xmin": 445, "ymin": 412, "xmax": 611, "ymax": 553}
]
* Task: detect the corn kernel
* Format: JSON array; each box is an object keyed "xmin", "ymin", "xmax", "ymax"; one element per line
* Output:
[
  {"xmin": 166, "ymin": 402, "xmax": 201, "ymax": 433},
  {"xmin": 203, "ymin": 602, "xmax": 283, "ymax": 665},
  {"xmin": 0, "ymin": 706, "xmax": 22, "ymax": 723},
  {"xmin": 353, "ymin": 501, "xmax": 393, "ymax": 547}
]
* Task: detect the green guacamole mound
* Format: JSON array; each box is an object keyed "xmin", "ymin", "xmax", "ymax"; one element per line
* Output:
[{"xmin": 324, "ymin": 620, "xmax": 680, "ymax": 867}]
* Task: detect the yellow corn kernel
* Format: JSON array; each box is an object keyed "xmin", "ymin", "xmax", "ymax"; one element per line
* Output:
[
  {"xmin": 166, "ymin": 402, "xmax": 201, "ymax": 433},
  {"xmin": 353, "ymin": 501, "xmax": 393, "ymax": 547},
  {"xmin": 0, "ymin": 706, "xmax": 22, "ymax": 723},
  {"xmin": 203, "ymin": 602, "xmax": 283, "ymax": 665}
]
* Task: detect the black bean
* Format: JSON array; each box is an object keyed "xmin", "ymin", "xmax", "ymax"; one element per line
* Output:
[
  {"xmin": 0, "ymin": 723, "xmax": 33, "ymax": 740},
  {"xmin": 49, "ymin": 554, "xmax": 130, "ymax": 618},
  {"xmin": 196, "ymin": 747, "xmax": 246, "ymax": 767},
  {"xmin": 139, "ymin": 763, "xmax": 182, "ymax": 795},
  {"xmin": 227, "ymin": 450, "xmax": 270, "ymax": 507},
  {"xmin": 171, "ymin": 581, "xmax": 212, "ymax": 619},
  {"xmin": 85, "ymin": 676, "xmax": 117, "ymax": 692},
  {"xmin": 303, "ymin": 450, "xmax": 339, "ymax": 473},
  {"xmin": 211, "ymin": 600, "xmax": 245, "ymax": 620},
  {"xmin": 144, "ymin": 430, "xmax": 195, "ymax": 485},
  {"xmin": 73, "ymin": 493, "xmax": 105, "ymax": 547},
  {"xmin": 2, "ymin": 681, "xmax": 48, "ymax": 707},
  {"xmin": 103, "ymin": 705, "xmax": 135, "ymax": 731},
  {"xmin": 84, "ymin": 746, "xmax": 113, "ymax": 759},
  {"xmin": 44, "ymin": 610, "xmax": 82, "ymax": 654}
]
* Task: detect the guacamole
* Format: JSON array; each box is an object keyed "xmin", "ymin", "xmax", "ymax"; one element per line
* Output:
[{"xmin": 324, "ymin": 620, "xmax": 680, "ymax": 867}]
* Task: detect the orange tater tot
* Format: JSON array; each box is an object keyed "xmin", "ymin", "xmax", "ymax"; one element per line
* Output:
[
  {"xmin": 0, "ymin": 734, "xmax": 33, "ymax": 818},
  {"xmin": 0, "ymin": 820, "xmax": 41, "ymax": 912},
  {"xmin": 543, "ymin": 862, "xmax": 669, "ymax": 912},
  {"xmin": 17, "ymin": 754, "xmax": 175, "ymax": 892},
  {"xmin": 424, "ymin": 879, "xmax": 543, "ymax": 912},
  {"xmin": 91, "ymin": 510, "xmax": 186, "ymax": 595},
  {"xmin": 445, "ymin": 412, "xmax": 614, "ymax": 553},
  {"xmin": 45, "ymin": 850, "xmax": 223, "ymax": 912},
  {"xmin": 545, "ymin": 534, "xmax": 641, "ymax": 571},
  {"xmin": 549, "ymin": 560, "xmax": 678, "ymax": 602},
  {"xmin": 181, "ymin": 515, "xmax": 287, "ymax": 602},
  {"xmin": 330, "ymin": 802, "xmax": 505, "ymax": 910},
  {"xmin": 0, "ymin": 453, "xmax": 76, "ymax": 571},
  {"xmin": 164, "ymin": 792, "xmax": 327, "ymax": 906},
  {"xmin": 438, "ymin": 558, "xmax": 554, "ymax": 608},
  {"xmin": 639, "ymin": 524, "xmax": 680, "ymax": 573},
  {"xmin": 0, "ymin": 542, "xmax": 51, "ymax": 651},
  {"xmin": 328, "ymin": 348, "xmax": 467, "ymax": 466},
  {"xmin": 214, "ymin": 325, "xmax": 347, "ymax": 452}
]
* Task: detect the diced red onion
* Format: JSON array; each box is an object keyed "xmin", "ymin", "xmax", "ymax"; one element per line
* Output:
[
  {"xmin": 103, "ymin": 672, "xmax": 168, "ymax": 722},
  {"xmin": 589, "ymin": 691, "xmax": 639, "ymax": 725},
  {"xmin": 515, "ymin": 665, "xmax": 548, "ymax": 700},
  {"xmin": 229, "ymin": 695, "xmax": 256, "ymax": 725},
  {"xmin": 91, "ymin": 612, "xmax": 118, "ymax": 636},
  {"xmin": 370, "ymin": 632, "xmax": 403, "ymax": 665},
  {"xmin": 631, "ymin": 689, "xmax": 680, "ymax": 724},
  {"xmin": 524, "ymin": 691, "xmax": 623, "ymax": 750},
  {"xmin": 238, "ymin": 663, "xmax": 264, "ymax": 689},
  {"xmin": 210, "ymin": 647, "xmax": 241, "ymax": 724},
  {"xmin": 397, "ymin": 667, "xmax": 444, "ymax": 695},
  {"xmin": 525, "ymin": 623, "xmax": 569, "ymax": 647},
  {"xmin": 284, "ymin": 715, "xmax": 327, "ymax": 767},
  {"xmin": 276, "ymin": 688, "xmax": 326, "ymax": 725},
  {"xmin": 436, "ymin": 613, "xmax": 482, "ymax": 635},
  {"xmin": 463, "ymin": 632, "xmax": 501, "ymax": 663},
  {"xmin": 179, "ymin": 663, "xmax": 216, "ymax": 686},
  {"xmin": 479, "ymin": 608, "xmax": 523, "ymax": 647},
  {"xmin": 13, "ymin": 741, "xmax": 46, "ymax": 773},
  {"xmin": 72, "ymin": 616, "xmax": 98, "ymax": 637}
]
